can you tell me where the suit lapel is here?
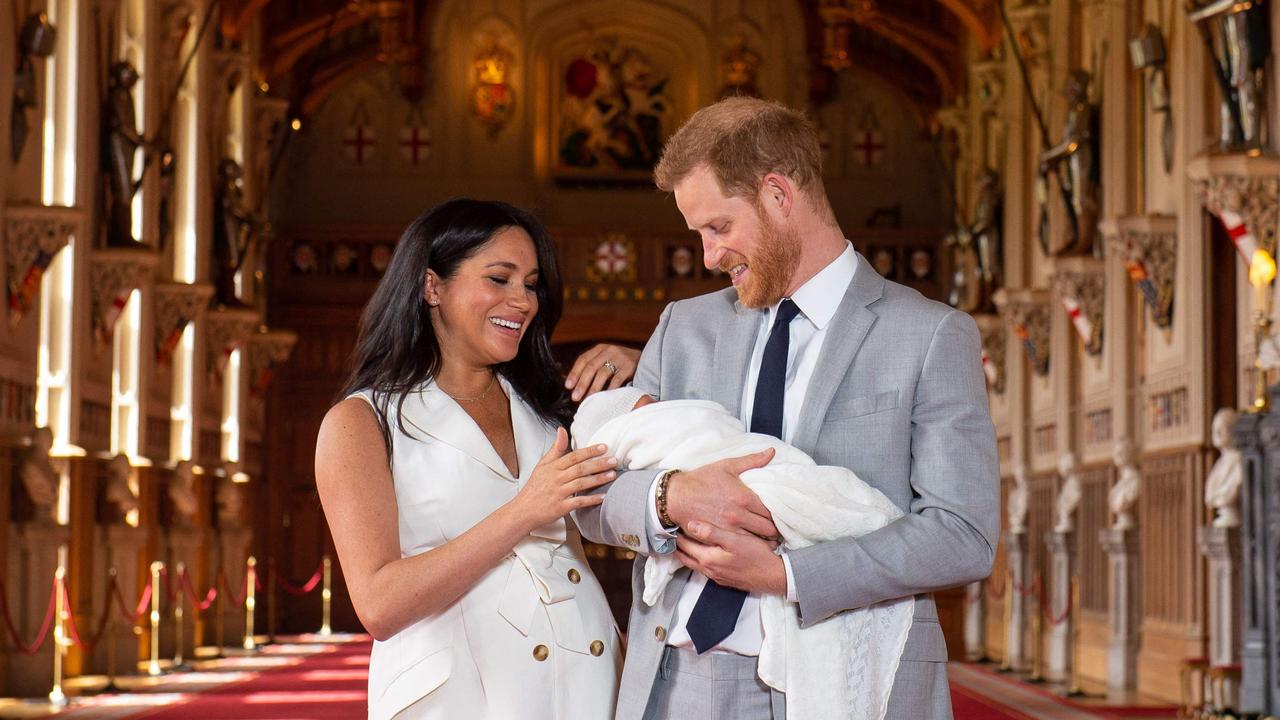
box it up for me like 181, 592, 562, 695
793, 252, 885, 455
401, 381, 518, 481
711, 299, 762, 418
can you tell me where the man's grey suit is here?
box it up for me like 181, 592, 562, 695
574, 252, 1000, 720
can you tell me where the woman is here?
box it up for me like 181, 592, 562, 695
316, 199, 622, 719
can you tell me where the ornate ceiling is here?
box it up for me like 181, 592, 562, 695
222, 0, 998, 119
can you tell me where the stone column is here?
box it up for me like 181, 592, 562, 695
1046, 530, 1076, 682
964, 580, 985, 661
1101, 527, 1139, 691
1199, 526, 1242, 709
4, 521, 70, 696
1005, 530, 1030, 670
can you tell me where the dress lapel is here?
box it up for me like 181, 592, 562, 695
711, 298, 762, 418
505, 377, 554, 484
400, 380, 518, 482
792, 252, 884, 455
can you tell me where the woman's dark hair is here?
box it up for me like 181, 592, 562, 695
339, 198, 571, 454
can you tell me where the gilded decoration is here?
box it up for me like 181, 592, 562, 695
154, 282, 213, 365
246, 328, 298, 397
4, 204, 84, 328
1187, 154, 1280, 260
1052, 260, 1105, 356
586, 233, 636, 283
975, 314, 1006, 395
89, 247, 159, 351
555, 36, 672, 181
1103, 216, 1176, 328
719, 39, 761, 98
995, 289, 1051, 377
205, 305, 260, 380
472, 40, 515, 136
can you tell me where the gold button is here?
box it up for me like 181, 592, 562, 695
655, 626, 666, 642
590, 640, 604, 656
533, 644, 549, 661
568, 568, 581, 584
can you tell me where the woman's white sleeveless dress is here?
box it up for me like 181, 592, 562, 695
350, 379, 621, 719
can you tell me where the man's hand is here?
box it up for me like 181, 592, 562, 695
675, 521, 787, 595
665, 449, 777, 538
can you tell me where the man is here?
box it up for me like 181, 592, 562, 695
574, 96, 998, 720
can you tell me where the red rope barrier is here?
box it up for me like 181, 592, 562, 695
0, 577, 57, 655
275, 563, 324, 596
218, 567, 249, 607
178, 567, 218, 612
60, 581, 112, 654
111, 578, 152, 624
1043, 585, 1073, 626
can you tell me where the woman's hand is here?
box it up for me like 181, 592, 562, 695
565, 344, 642, 401
510, 428, 617, 530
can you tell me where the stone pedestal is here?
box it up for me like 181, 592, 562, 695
1236, 406, 1278, 714
217, 527, 252, 648
1101, 527, 1140, 690
964, 581, 985, 660
89, 523, 147, 676
1199, 525, 1241, 709
1005, 530, 1030, 670
1046, 530, 1076, 682
4, 522, 70, 697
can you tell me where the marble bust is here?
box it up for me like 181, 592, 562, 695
216, 462, 246, 528
169, 460, 200, 526
1053, 451, 1081, 533
104, 453, 139, 519
1204, 407, 1242, 529
1007, 465, 1029, 534
20, 426, 58, 523
1109, 437, 1141, 530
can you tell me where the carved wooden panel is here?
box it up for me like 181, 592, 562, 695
1028, 472, 1056, 585
1078, 465, 1111, 615
1139, 450, 1205, 625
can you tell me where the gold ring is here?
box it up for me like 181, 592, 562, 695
603, 360, 618, 375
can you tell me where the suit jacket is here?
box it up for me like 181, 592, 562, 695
574, 252, 999, 720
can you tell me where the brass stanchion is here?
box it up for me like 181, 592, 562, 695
1065, 575, 1086, 697
173, 562, 189, 670
267, 557, 277, 644
997, 568, 1013, 672
148, 561, 164, 676
320, 555, 333, 636
48, 546, 68, 707
1028, 571, 1045, 683
243, 556, 257, 651
103, 568, 121, 692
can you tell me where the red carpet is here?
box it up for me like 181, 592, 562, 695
131, 638, 371, 719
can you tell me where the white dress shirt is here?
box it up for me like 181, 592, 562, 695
645, 242, 858, 655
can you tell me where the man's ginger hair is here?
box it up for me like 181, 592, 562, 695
654, 97, 835, 222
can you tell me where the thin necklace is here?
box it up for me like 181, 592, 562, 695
442, 373, 497, 403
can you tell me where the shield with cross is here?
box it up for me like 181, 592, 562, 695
586, 233, 636, 283
343, 103, 377, 166
851, 108, 886, 169
400, 106, 432, 166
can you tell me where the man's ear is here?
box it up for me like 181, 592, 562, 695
760, 173, 794, 217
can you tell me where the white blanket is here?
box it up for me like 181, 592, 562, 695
579, 399, 915, 720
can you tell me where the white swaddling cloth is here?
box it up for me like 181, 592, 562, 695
571, 392, 915, 720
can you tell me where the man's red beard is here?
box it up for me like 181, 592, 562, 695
720, 208, 801, 308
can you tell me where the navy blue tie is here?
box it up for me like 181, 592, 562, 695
685, 298, 800, 654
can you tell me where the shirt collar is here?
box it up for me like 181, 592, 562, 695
768, 242, 857, 331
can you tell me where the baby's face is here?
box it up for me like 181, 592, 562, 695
632, 394, 657, 411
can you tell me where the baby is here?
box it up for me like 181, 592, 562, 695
572, 387, 914, 720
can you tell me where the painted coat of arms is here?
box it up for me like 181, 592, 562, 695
556, 37, 671, 180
